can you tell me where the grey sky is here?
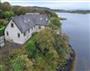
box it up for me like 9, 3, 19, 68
1, 0, 90, 10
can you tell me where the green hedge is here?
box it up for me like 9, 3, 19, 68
0, 27, 5, 36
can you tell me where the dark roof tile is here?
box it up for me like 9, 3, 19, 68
12, 13, 48, 33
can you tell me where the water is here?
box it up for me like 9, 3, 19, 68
57, 13, 90, 71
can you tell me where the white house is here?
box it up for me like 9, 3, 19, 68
5, 13, 48, 44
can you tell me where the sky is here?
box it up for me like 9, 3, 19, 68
1, 0, 90, 10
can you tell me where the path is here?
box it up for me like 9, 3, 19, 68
0, 41, 22, 70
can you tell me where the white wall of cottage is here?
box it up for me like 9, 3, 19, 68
5, 20, 25, 44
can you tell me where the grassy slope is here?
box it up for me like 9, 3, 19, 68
7, 29, 73, 71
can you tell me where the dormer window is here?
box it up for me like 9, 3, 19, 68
24, 19, 27, 23
24, 32, 26, 36
28, 19, 30, 22
40, 17, 43, 20
11, 23, 14, 28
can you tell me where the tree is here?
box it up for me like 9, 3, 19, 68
3, 11, 15, 20
36, 29, 55, 53
12, 6, 29, 15
0, 19, 8, 26
48, 17, 61, 30
0, 3, 1, 8
0, 2, 11, 11
0, 10, 3, 19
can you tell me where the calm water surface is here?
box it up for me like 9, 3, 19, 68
57, 13, 90, 71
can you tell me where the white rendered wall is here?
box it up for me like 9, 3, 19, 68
5, 20, 25, 44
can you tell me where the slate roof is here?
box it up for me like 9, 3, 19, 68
12, 13, 48, 33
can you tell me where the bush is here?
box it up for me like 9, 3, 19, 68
3, 11, 15, 20
0, 27, 5, 36
0, 19, 8, 26
0, 65, 5, 71
48, 17, 61, 30
10, 56, 25, 71
25, 34, 38, 59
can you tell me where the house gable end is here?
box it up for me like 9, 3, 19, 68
5, 20, 22, 34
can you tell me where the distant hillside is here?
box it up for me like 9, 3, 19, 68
53, 9, 90, 14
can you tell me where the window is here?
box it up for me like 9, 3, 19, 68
33, 27, 34, 30
31, 28, 32, 31
39, 26, 41, 29
40, 17, 42, 20
24, 32, 26, 36
24, 20, 27, 23
11, 23, 14, 27
6, 31, 9, 36
18, 33, 20, 38
28, 29, 30, 33
28, 19, 30, 22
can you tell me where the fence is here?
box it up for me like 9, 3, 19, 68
0, 36, 4, 47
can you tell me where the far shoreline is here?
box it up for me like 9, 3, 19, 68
53, 9, 90, 14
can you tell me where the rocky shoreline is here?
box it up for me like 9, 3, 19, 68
57, 44, 75, 71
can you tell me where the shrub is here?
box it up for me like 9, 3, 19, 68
3, 11, 15, 20
25, 34, 38, 59
0, 65, 5, 71
48, 17, 61, 30
0, 27, 5, 36
10, 56, 25, 71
